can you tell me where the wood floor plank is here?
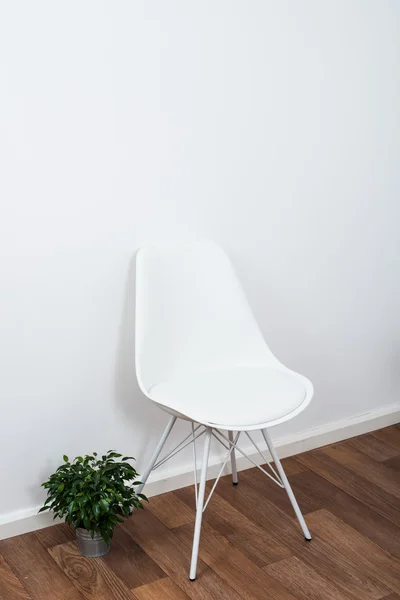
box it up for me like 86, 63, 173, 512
102, 525, 165, 590
296, 448, 400, 526
174, 483, 292, 568
49, 541, 135, 600
132, 578, 190, 600
173, 521, 297, 600
0, 555, 32, 600
215, 477, 389, 600
293, 531, 389, 600
146, 492, 195, 529
240, 464, 321, 516
322, 443, 400, 499
307, 509, 400, 595
290, 468, 400, 558
345, 433, 400, 462
371, 427, 400, 452
264, 556, 348, 600
121, 508, 243, 600
384, 456, 400, 471
35, 523, 75, 549
279, 457, 309, 476
0, 533, 84, 600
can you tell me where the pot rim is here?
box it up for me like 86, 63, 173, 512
75, 527, 106, 541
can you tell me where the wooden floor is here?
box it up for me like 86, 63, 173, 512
1, 425, 400, 600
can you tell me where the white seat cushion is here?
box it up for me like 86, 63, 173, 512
149, 367, 308, 428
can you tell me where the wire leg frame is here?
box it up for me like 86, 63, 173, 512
136, 415, 177, 496
138, 418, 311, 579
262, 428, 312, 540
228, 430, 238, 484
190, 427, 212, 580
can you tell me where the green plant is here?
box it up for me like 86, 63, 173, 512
39, 451, 147, 544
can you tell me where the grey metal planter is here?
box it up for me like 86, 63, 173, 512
76, 528, 110, 557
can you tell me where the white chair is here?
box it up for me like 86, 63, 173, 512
135, 241, 313, 580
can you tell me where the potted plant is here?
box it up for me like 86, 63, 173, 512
39, 450, 147, 557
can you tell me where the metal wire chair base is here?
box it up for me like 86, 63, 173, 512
137, 416, 312, 581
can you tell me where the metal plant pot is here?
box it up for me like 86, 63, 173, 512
76, 528, 110, 557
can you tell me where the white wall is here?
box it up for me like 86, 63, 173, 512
1, 1, 400, 524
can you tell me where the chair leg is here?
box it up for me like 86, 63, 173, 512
189, 427, 212, 581
261, 428, 312, 541
228, 431, 238, 485
136, 415, 177, 495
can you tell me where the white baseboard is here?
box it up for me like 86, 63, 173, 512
1, 402, 399, 541
0, 509, 63, 541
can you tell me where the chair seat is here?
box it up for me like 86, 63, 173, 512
148, 367, 309, 430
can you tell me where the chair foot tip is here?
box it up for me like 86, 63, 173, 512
189, 577, 196, 581
233, 481, 238, 486
305, 536, 312, 542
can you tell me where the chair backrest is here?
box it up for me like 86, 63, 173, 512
135, 241, 279, 393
